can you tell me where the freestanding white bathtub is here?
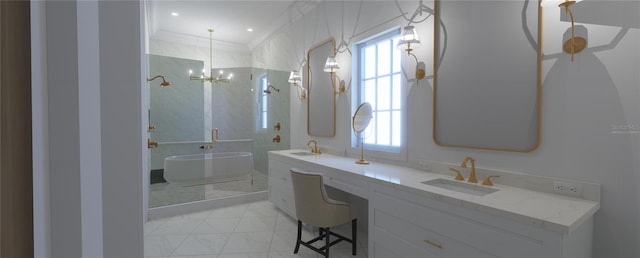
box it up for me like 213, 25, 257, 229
163, 152, 253, 184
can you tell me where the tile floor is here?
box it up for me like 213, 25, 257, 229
145, 200, 368, 258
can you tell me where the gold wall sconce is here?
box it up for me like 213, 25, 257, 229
147, 75, 171, 87
288, 70, 307, 100
189, 29, 233, 83
323, 56, 348, 94
541, 0, 586, 62
397, 25, 426, 80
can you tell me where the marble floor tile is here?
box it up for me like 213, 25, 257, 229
144, 200, 368, 258
149, 218, 204, 236
208, 204, 249, 219
193, 217, 241, 234
221, 231, 273, 254
234, 216, 277, 233
171, 233, 230, 256
144, 234, 187, 257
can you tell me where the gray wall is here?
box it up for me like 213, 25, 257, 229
34, 0, 145, 257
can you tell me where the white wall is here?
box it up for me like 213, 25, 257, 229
149, 39, 251, 69
253, 1, 640, 257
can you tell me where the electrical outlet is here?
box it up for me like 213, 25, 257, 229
418, 160, 432, 171
553, 181, 583, 197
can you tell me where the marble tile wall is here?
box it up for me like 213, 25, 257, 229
149, 55, 204, 169
148, 55, 292, 208
252, 69, 291, 174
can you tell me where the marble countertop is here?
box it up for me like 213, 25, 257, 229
269, 149, 600, 234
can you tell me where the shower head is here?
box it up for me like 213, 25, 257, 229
147, 75, 171, 87
264, 84, 280, 94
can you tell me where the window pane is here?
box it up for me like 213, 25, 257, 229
393, 38, 401, 73
356, 28, 402, 152
364, 46, 376, 78
377, 40, 390, 76
376, 111, 390, 145
365, 79, 376, 107
378, 76, 390, 110
392, 111, 401, 146
364, 115, 376, 144
392, 74, 402, 109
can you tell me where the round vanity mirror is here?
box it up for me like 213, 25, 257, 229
353, 102, 372, 164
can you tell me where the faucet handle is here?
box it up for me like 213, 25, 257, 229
449, 168, 465, 181
482, 175, 500, 186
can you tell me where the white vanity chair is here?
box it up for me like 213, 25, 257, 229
289, 169, 357, 257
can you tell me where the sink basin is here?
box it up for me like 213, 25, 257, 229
290, 151, 316, 156
421, 178, 498, 196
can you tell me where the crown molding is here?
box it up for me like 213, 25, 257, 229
150, 30, 250, 53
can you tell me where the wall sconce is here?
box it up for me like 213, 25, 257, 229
189, 29, 233, 83
541, 0, 586, 62
147, 75, 171, 87
323, 56, 348, 94
288, 70, 307, 100
397, 25, 426, 80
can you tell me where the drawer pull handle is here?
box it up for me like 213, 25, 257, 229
424, 240, 443, 249
281, 198, 286, 203
280, 177, 287, 181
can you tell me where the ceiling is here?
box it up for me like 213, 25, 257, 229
147, 0, 318, 52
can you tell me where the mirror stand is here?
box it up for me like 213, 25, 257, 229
355, 133, 369, 165
353, 102, 373, 165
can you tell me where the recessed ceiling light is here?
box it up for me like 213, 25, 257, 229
171, 12, 179, 16
247, 28, 254, 32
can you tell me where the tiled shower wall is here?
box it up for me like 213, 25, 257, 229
149, 55, 290, 173
149, 55, 204, 169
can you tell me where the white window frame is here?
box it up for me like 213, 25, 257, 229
352, 27, 407, 161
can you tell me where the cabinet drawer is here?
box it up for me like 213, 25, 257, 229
324, 169, 369, 198
269, 174, 293, 194
373, 189, 555, 258
371, 227, 440, 258
374, 207, 494, 258
270, 188, 296, 218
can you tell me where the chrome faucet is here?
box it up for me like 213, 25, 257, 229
460, 157, 478, 183
307, 140, 320, 154
211, 128, 219, 142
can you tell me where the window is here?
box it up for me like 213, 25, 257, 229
355, 29, 403, 152
260, 75, 268, 129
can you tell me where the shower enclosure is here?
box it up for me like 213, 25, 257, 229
147, 54, 290, 208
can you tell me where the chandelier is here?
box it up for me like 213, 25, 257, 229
189, 29, 233, 83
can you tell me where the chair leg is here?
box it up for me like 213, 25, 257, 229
325, 227, 331, 258
294, 220, 302, 254
352, 219, 357, 255
319, 228, 324, 240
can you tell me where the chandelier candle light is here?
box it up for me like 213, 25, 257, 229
189, 29, 233, 83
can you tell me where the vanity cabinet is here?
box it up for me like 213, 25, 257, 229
268, 156, 298, 218
370, 182, 591, 258
268, 151, 595, 258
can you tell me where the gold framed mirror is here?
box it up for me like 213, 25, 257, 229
433, 0, 542, 152
307, 38, 337, 137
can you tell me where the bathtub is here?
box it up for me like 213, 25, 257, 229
163, 152, 253, 184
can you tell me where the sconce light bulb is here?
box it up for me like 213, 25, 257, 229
219, 70, 224, 75
189, 69, 193, 75
202, 68, 206, 73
